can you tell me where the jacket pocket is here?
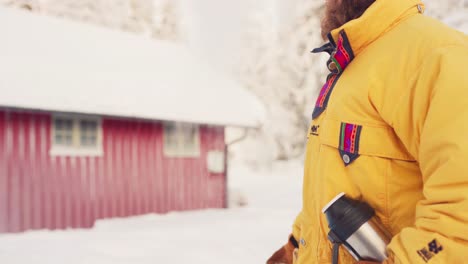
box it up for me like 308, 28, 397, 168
319, 118, 416, 165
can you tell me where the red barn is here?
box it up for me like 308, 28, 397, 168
0, 8, 263, 233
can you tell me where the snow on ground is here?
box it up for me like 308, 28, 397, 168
0, 161, 303, 264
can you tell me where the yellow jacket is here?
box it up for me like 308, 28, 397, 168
293, 0, 468, 263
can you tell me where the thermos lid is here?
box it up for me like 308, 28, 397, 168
322, 192, 346, 213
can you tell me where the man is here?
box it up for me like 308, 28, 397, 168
267, 0, 468, 263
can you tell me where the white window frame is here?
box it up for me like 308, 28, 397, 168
50, 114, 103, 157
163, 122, 201, 158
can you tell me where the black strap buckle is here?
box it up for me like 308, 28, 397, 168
289, 235, 299, 249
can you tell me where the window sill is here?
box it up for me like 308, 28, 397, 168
49, 147, 103, 157
163, 150, 201, 158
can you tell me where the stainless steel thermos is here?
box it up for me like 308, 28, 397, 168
322, 193, 391, 263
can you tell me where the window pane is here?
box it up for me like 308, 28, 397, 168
182, 126, 197, 149
79, 120, 98, 147
80, 120, 97, 132
55, 119, 72, 130
54, 118, 73, 146
55, 119, 63, 130
164, 122, 199, 156
181, 125, 197, 149
55, 134, 63, 144
164, 123, 177, 145
64, 134, 73, 145
80, 134, 97, 147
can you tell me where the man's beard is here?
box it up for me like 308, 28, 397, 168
321, 0, 376, 40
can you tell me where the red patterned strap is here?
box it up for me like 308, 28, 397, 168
311, 30, 355, 120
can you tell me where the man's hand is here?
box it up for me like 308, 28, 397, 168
266, 236, 298, 264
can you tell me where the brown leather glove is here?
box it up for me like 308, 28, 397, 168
266, 236, 299, 264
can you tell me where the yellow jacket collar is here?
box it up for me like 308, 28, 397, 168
330, 0, 425, 56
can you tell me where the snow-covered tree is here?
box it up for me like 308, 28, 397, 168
233, 5, 282, 165
424, 0, 468, 33
0, 0, 39, 10
237, 0, 326, 162
34, 0, 131, 29
0, 0, 182, 40
151, 0, 180, 40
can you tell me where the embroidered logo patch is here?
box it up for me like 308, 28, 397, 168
338, 122, 362, 166
417, 239, 443, 263
310, 125, 320, 136
311, 30, 355, 120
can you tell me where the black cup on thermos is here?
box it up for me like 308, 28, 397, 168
322, 193, 391, 263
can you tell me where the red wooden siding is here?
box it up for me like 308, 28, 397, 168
0, 110, 226, 233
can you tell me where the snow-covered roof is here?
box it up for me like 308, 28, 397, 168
0, 7, 264, 128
